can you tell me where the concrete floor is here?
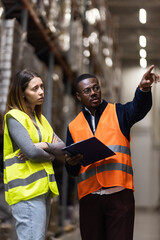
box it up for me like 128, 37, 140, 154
58, 208, 160, 240
134, 209, 160, 240
0, 208, 160, 240
1, 194, 160, 240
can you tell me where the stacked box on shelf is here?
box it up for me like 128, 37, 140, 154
31, 0, 58, 25
0, 0, 4, 107
0, 18, 48, 114
0, 1, 4, 43
47, 0, 60, 32
31, 0, 51, 28
0, 1, 4, 58
0, 19, 25, 113
4, 19, 25, 73
69, 20, 83, 73
51, 65, 65, 138
20, 41, 48, 82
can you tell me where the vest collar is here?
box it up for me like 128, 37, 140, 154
82, 100, 108, 117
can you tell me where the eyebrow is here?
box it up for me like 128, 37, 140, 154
83, 83, 99, 89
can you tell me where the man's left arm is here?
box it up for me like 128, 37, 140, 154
116, 65, 160, 140
127, 64, 160, 124
132, 64, 160, 122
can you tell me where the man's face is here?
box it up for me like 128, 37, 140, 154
76, 77, 101, 114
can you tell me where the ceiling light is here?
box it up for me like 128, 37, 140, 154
105, 57, 113, 67
53, 73, 59, 82
85, 8, 101, 25
83, 38, 89, 47
139, 35, 147, 47
0, 7, 4, 17
140, 58, 147, 68
88, 32, 98, 44
103, 48, 110, 56
59, 33, 70, 51
83, 50, 90, 57
139, 49, 147, 58
139, 8, 147, 24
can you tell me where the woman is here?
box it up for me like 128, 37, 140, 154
3, 69, 65, 240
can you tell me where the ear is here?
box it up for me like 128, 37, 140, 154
76, 91, 81, 102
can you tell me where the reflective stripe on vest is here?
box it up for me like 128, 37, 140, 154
108, 145, 131, 156
4, 170, 47, 191
4, 156, 26, 168
77, 162, 133, 184
4, 157, 56, 186
4, 170, 56, 191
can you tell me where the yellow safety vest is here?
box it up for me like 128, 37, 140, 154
3, 109, 59, 205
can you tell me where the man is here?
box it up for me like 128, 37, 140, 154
65, 65, 159, 240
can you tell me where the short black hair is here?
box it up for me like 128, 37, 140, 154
75, 73, 97, 91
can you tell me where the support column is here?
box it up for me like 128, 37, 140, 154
43, 53, 54, 124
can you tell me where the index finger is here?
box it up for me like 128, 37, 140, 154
144, 65, 155, 76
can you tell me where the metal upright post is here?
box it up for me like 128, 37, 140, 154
43, 53, 54, 124
60, 80, 71, 230
21, 8, 28, 34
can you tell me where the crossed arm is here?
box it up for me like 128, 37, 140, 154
7, 117, 65, 162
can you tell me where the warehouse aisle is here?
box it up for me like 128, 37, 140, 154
58, 209, 160, 240
1, 200, 160, 239
134, 209, 160, 240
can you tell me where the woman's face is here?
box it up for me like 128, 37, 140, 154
24, 77, 44, 111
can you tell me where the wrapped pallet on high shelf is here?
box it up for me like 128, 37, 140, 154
0, 19, 25, 113
47, 0, 61, 35
31, 0, 59, 36
89, 1, 121, 103
51, 65, 65, 138
20, 41, 48, 82
0, 0, 4, 63
68, 19, 83, 74
0, 18, 48, 114
0, 0, 4, 114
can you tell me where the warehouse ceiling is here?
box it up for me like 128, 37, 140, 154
2, 0, 160, 69
107, 0, 160, 67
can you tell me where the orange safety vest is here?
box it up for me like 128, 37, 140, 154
69, 103, 134, 200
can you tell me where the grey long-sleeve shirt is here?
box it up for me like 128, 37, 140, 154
7, 116, 65, 163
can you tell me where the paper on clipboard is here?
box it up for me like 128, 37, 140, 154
62, 137, 115, 166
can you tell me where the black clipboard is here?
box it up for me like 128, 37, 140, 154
62, 137, 115, 166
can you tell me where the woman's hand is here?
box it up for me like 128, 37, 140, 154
34, 142, 48, 150
18, 151, 28, 161
52, 135, 58, 143
18, 142, 49, 161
